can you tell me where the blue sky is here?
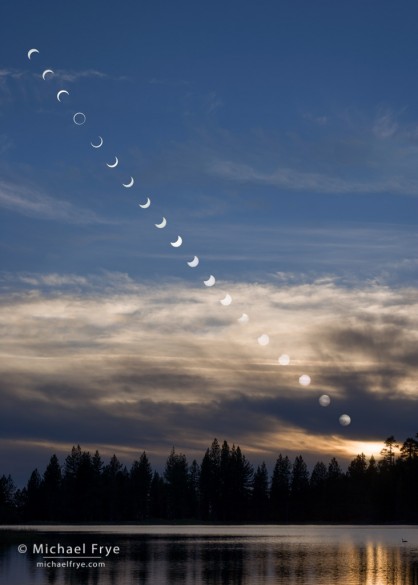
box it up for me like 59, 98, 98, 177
0, 1, 417, 483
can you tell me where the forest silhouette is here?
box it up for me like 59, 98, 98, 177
1, 434, 417, 523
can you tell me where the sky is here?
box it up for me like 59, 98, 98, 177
0, 0, 417, 485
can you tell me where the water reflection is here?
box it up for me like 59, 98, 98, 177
0, 527, 417, 585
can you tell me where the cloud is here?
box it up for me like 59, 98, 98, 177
373, 107, 399, 139
0, 273, 416, 481
206, 91, 223, 114
140, 103, 418, 198
0, 134, 13, 155
0, 69, 26, 80
0, 179, 110, 224
209, 159, 418, 196
0, 68, 122, 83
53, 69, 128, 83
17, 274, 89, 287
0, 68, 126, 107
303, 112, 328, 126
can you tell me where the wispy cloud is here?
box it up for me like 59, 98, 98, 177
0, 68, 127, 106
206, 91, 223, 114
0, 68, 26, 80
209, 159, 418, 196
0, 180, 110, 224
303, 112, 328, 126
17, 273, 89, 287
53, 69, 128, 83
372, 107, 400, 139
0, 68, 123, 83
139, 102, 418, 198
0, 134, 13, 155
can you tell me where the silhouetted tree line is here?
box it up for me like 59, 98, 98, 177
1, 434, 418, 524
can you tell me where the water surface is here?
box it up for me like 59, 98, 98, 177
1, 525, 417, 584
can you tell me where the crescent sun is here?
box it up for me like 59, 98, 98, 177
90, 136, 104, 149
220, 294, 232, 306
106, 157, 119, 169
170, 236, 183, 248
42, 69, 54, 80
155, 217, 167, 229
122, 177, 135, 188
138, 197, 151, 209
27, 48, 39, 60
57, 90, 69, 102
204, 275, 216, 287
238, 313, 249, 323
187, 256, 199, 268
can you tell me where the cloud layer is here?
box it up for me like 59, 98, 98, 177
0, 180, 109, 224
0, 272, 416, 483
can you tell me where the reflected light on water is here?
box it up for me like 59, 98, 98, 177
363, 542, 400, 585
0, 526, 417, 585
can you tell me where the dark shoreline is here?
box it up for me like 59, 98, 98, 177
2, 520, 418, 527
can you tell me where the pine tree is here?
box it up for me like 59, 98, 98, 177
150, 471, 166, 519
347, 454, 369, 520
270, 454, 291, 522
310, 461, 327, 488
326, 457, 345, 521
90, 450, 104, 520
219, 440, 232, 520
164, 448, 189, 519
400, 437, 418, 462
199, 439, 221, 519
130, 451, 153, 520
310, 461, 327, 520
252, 463, 269, 521
63, 445, 82, 481
0, 474, 16, 522
398, 437, 418, 521
103, 454, 129, 521
228, 445, 253, 521
188, 459, 200, 519
347, 453, 367, 479
25, 469, 42, 521
379, 436, 399, 469
290, 455, 310, 520
42, 454, 62, 520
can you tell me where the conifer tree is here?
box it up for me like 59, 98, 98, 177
42, 454, 62, 520
164, 448, 189, 519
252, 462, 269, 521
130, 451, 153, 520
270, 454, 291, 521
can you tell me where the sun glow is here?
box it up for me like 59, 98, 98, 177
345, 441, 384, 459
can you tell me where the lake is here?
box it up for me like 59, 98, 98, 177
0, 525, 417, 584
